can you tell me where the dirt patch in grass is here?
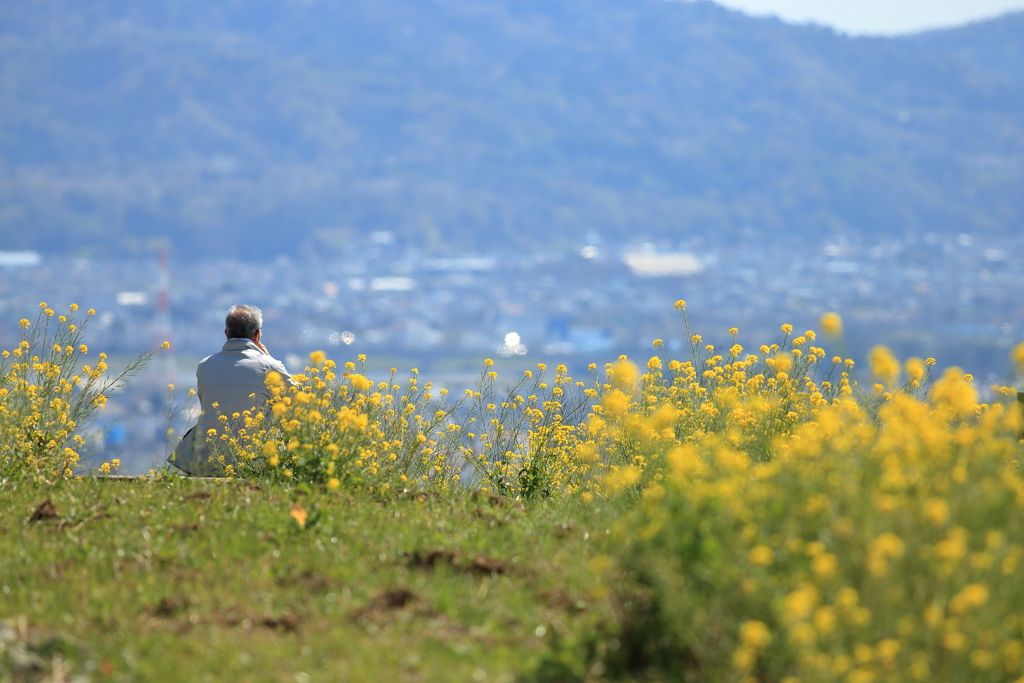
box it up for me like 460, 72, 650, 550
407, 549, 459, 569
471, 491, 524, 510
405, 549, 507, 576
352, 587, 424, 623
28, 499, 58, 522
470, 556, 506, 575
540, 590, 588, 614
276, 570, 336, 592
151, 596, 189, 618
553, 522, 579, 538
261, 613, 300, 633
471, 507, 507, 527
170, 520, 201, 533
148, 601, 301, 636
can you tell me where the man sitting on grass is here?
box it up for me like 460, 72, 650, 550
169, 304, 293, 475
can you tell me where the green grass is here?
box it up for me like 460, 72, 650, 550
1, 478, 615, 682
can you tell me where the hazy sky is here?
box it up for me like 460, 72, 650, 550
712, 0, 1024, 34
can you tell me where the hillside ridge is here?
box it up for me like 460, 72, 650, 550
1, 0, 1021, 257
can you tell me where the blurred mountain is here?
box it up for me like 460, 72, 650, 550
1, 0, 1022, 258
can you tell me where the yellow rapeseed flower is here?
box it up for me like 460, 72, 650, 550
923, 498, 949, 526
350, 374, 373, 392
905, 357, 926, 382
811, 552, 839, 578
813, 606, 837, 633
603, 465, 641, 493
783, 585, 818, 621
872, 532, 905, 558
1012, 341, 1024, 371
948, 583, 988, 614
738, 620, 772, 649
820, 312, 843, 338
930, 367, 978, 420
749, 545, 775, 566
868, 346, 900, 387
611, 359, 639, 389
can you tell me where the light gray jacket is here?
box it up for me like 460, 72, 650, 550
169, 338, 292, 475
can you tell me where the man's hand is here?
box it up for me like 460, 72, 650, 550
255, 340, 270, 355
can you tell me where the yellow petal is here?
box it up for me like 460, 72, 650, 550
289, 502, 308, 529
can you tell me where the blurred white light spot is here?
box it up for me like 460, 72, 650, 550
423, 257, 496, 272
117, 291, 148, 306
322, 281, 339, 297
347, 278, 366, 291
0, 250, 42, 267
984, 249, 1007, 262
957, 233, 973, 247
371, 277, 415, 291
499, 331, 527, 357
329, 331, 355, 345
622, 251, 704, 277
370, 231, 394, 245
580, 245, 598, 259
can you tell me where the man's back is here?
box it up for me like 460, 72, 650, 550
197, 338, 288, 425
172, 338, 291, 475
169, 304, 292, 475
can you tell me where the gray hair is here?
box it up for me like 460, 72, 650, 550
225, 305, 263, 339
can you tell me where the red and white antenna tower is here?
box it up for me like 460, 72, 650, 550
154, 247, 175, 385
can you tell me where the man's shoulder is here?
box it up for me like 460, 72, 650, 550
263, 354, 290, 375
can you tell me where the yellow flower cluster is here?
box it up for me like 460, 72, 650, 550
217, 352, 466, 493
194, 306, 1021, 513
607, 357, 1024, 680
456, 360, 597, 498
585, 312, 876, 497
1, 304, 167, 481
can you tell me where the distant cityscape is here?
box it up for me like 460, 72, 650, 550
2, 229, 1022, 473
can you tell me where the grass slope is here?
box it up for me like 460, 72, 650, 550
1, 478, 613, 682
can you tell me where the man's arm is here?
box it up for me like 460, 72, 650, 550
265, 355, 297, 389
